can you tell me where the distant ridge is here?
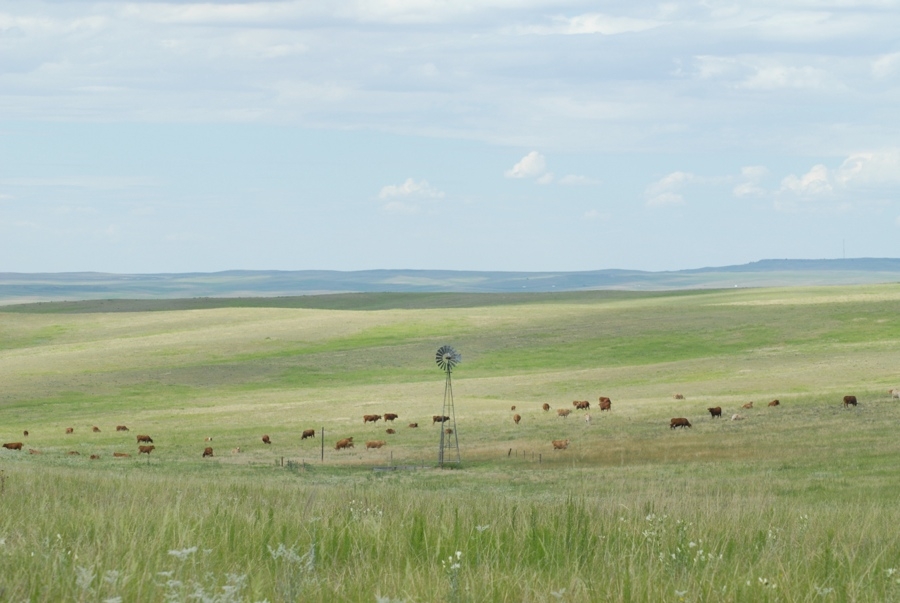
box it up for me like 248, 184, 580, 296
2, 258, 899, 304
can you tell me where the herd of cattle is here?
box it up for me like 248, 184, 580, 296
3, 390, 896, 458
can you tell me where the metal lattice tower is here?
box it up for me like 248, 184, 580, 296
435, 345, 461, 467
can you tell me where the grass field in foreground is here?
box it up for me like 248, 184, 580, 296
1, 285, 900, 602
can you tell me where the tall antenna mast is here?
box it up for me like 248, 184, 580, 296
435, 345, 461, 467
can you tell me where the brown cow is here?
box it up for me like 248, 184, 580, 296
386, 428, 396, 434
383, 413, 399, 422
2, 442, 23, 451
673, 394, 685, 400
542, 403, 551, 412
363, 414, 382, 424
742, 401, 754, 409
262, 435, 271, 444
708, 406, 722, 418
203, 447, 214, 458
66, 427, 74, 434
552, 439, 570, 450
445, 428, 453, 434
92, 426, 101, 433
408, 423, 418, 428
138, 445, 155, 455
599, 397, 612, 411
573, 400, 590, 410
301, 429, 316, 440
366, 440, 386, 449
513, 413, 521, 424
335, 437, 354, 450
136, 435, 153, 443
670, 418, 692, 429
557, 408, 571, 418
842, 395, 858, 408
116, 425, 129, 431
113, 452, 130, 458
511, 405, 516, 411
23, 430, 29, 437
432, 415, 450, 424
90, 454, 100, 460
768, 399, 780, 407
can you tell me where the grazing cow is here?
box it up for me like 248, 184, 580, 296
511, 405, 516, 411
513, 413, 521, 425
383, 413, 399, 422
113, 452, 130, 458
584, 414, 592, 425
92, 426, 101, 433
301, 429, 316, 440
573, 400, 590, 410
670, 418, 692, 429
363, 414, 382, 424
742, 401, 754, 409
432, 415, 450, 424
23, 430, 29, 437
204, 437, 213, 442
731, 414, 744, 421
262, 435, 271, 444
29, 449, 41, 454
203, 447, 214, 458
557, 408, 571, 418
674, 394, 685, 400
68, 450, 80, 455
90, 454, 100, 460
366, 440, 386, 449
552, 439, 570, 450
2, 442, 23, 451
335, 437, 354, 450
445, 428, 453, 434
599, 398, 612, 412
138, 445, 155, 455
136, 435, 153, 443
708, 406, 722, 418
66, 427, 74, 434
231, 447, 242, 454
542, 403, 551, 412
890, 389, 900, 399
386, 428, 396, 434
116, 425, 129, 431
408, 423, 418, 428
842, 395, 858, 408
768, 399, 780, 407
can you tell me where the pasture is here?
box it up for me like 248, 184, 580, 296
2, 285, 900, 602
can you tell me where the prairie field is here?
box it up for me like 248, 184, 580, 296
2, 285, 900, 602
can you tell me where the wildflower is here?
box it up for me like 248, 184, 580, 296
550, 588, 566, 599
167, 546, 198, 561
475, 524, 490, 532
688, 541, 696, 548
887, 568, 897, 577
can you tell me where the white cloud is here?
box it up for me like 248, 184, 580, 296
872, 52, 900, 78
514, 13, 661, 36
733, 165, 768, 197
378, 178, 444, 200
780, 164, 832, 197
738, 65, 830, 90
536, 172, 555, 185
645, 171, 695, 207
835, 150, 900, 187
505, 151, 547, 179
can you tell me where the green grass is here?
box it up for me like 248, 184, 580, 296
2, 284, 900, 601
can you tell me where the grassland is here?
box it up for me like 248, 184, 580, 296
1, 285, 900, 602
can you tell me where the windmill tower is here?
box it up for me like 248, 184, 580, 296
435, 345, 461, 467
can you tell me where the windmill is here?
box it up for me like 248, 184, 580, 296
435, 345, 461, 466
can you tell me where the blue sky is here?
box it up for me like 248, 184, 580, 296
1, 1, 899, 273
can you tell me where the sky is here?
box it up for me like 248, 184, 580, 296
1, 1, 899, 273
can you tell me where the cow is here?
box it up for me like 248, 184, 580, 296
335, 437, 354, 450
552, 439, 570, 450
136, 435, 153, 443
202, 447, 214, 458
842, 395, 858, 408
432, 415, 450, 424
670, 418, 692, 429
573, 400, 590, 410
511, 405, 516, 411
113, 452, 130, 458
731, 414, 744, 421
231, 447, 242, 454
673, 394, 685, 400
23, 430, 29, 437
363, 414, 382, 424
408, 423, 418, 428
138, 445, 155, 455
383, 413, 399, 422
116, 425, 129, 431
2, 442, 23, 451
708, 407, 722, 418
366, 440, 386, 449
768, 399, 780, 407
584, 414, 592, 425
513, 413, 521, 424
92, 426, 101, 433
90, 454, 100, 460
742, 401, 754, 409
262, 435, 271, 444
204, 437, 213, 442
557, 408, 571, 418
445, 428, 453, 435
890, 389, 900, 399
542, 403, 551, 412
599, 397, 612, 412
301, 429, 316, 440
66, 427, 74, 434
386, 428, 396, 434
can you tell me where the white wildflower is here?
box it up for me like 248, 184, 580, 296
167, 546, 198, 561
